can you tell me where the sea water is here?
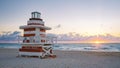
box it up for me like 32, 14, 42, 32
0, 43, 120, 52
53, 43, 120, 52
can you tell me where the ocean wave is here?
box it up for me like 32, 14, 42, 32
0, 43, 120, 52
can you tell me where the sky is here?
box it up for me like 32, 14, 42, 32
0, 0, 120, 43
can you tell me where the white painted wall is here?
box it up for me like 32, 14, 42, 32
27, 20, 44, 24
35, 28, 40, 43
24, 31, 45, 34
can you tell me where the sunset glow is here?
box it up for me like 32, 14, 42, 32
87, 36, 110, 43
0, 0, 120, 43
94, 40, 106, 44
94, 41, 101, 44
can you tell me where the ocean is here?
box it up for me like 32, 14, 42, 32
0, 43, 120, 52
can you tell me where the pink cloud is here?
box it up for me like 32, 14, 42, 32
0, 31, 120, 43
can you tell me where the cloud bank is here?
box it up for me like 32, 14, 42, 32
0, 31, 20, 43
0, 31, 120, 43
47, 33, 120, 43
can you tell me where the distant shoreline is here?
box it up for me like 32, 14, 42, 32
0, 48, 120, 52
0, 43, 120, 52
0, 42, 120, 44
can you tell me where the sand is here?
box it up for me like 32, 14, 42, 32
0, 48, 120, 68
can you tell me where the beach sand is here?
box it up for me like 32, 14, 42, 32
0, 48, 120, 68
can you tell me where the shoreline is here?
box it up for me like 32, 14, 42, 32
1, 43, 120, 53
1, 47, 120, 52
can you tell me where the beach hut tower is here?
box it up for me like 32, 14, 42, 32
19, 11, 56, 58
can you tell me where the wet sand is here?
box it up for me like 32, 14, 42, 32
0, 48, 120, 68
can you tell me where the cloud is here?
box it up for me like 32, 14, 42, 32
49, 32, 120, 43
47, 33, 57, 37
0, 31, 21, 41
54, 24, 61, 29
0, 31, 120, 43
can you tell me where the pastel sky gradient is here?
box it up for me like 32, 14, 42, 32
0, 0, 120, 43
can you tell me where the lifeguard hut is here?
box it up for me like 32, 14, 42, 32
19, 11, 56, 58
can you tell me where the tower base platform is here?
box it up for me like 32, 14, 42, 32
18, 45, 56, 59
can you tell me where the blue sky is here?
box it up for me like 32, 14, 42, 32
0, 0, 120, 42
